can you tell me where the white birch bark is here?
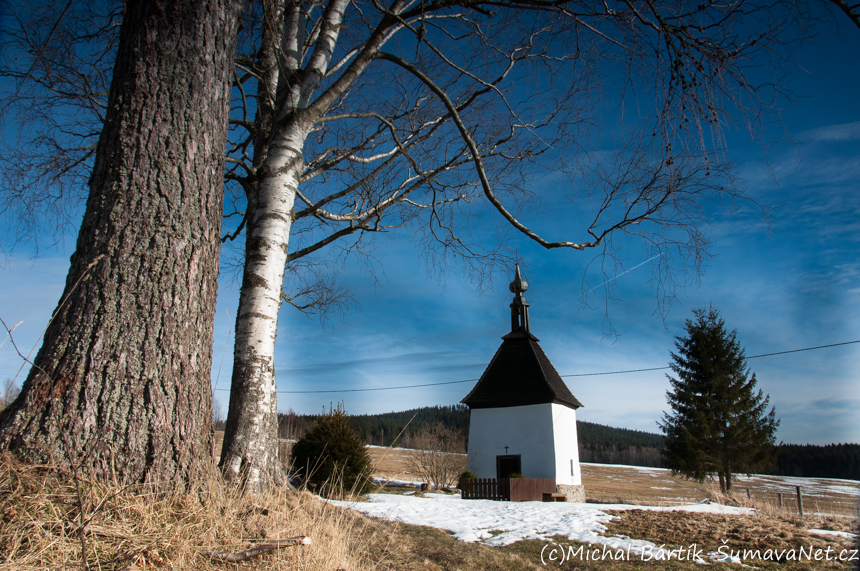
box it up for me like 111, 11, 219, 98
219, 0, 294, 490
220, 126, 307, 490
220, 0, 354, 491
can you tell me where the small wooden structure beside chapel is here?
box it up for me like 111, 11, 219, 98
462, 266, 585, 501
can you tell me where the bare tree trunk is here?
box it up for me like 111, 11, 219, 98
725, 460, 733, 493
217, 0, 289, 490
219, 0, 352, 491
219, 123, 308, 490
0, 0, 242, 489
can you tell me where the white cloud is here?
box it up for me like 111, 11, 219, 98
798, 120, 860, 143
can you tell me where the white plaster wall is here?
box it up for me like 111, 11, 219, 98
466, 404, 565, 480
551, 403, 581, 486
467, 403, 582, 483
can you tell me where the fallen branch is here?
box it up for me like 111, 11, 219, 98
202, 536, 312, 562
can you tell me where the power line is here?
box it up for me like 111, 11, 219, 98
561, 340, 860, 378
274, 378, 481, 394
562, 366, 668, 378
222, 339, 856, 394
746, 339, 860, 359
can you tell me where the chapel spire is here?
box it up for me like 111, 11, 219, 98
509, 264, 530, 333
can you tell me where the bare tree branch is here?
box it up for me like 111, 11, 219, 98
830, 0, 860, 27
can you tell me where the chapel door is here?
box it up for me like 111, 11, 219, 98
496, 455, 522, 479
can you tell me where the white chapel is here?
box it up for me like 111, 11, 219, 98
462, 266, 585, 501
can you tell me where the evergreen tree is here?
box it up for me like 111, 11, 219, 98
659, 306, 779, 493
290, 405, 373, 498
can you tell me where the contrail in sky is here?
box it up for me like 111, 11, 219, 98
543, 253, 662, 315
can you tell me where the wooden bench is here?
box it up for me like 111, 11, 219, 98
542, 492, 567, 502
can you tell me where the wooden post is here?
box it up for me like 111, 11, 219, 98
746, 488, 751, 500
796, 486, 804, 517
778, 492, 783, 508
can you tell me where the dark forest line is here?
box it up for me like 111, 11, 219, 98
275, 405, 859, 480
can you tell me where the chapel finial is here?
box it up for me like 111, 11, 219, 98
509, 264, 530, 333
509, 264, 529, 294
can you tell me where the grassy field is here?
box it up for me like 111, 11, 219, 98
367, 444, 859, 518
12, 434, 839, 569
215, 429, 858, 516
3, 446, 858, 570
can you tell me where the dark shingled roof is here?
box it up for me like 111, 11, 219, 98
461, 330, 583, 410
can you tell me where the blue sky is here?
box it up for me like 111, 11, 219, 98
2, 16, 858, 446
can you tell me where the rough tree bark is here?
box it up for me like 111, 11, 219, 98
0, 0, 243, 488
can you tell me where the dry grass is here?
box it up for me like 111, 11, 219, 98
6, 444, 856, 570
365, 446, 859, 519
0, 453, 606, 571
698, 480, 858, 522
580, 463, 859, 518
0, 453, 403, 570
602, 509, 857, 568
605, 507, 855, 551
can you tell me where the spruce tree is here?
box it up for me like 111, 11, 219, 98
290, 405, 373, 498
659, 306, 779, 493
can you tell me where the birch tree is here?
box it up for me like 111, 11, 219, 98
0, 0, 811, 492
0, 0, 243, 486
216, 0, 805, 490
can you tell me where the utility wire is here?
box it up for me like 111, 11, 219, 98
240, 339, 858, 394
745, 339, 860, 359
563, 340, 860, 378
276, 378, 481, 394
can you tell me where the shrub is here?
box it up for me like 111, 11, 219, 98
457, 470, 475, 489
508, 472, 525, 478
407, 422, 466, 489
290, 404, 374, 498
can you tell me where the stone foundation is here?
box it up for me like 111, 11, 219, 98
556, 484, 586, 503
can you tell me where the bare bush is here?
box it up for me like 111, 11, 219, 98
407, 423, 466, 490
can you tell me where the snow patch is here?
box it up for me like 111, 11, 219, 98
328, 492, 753, 562
808, 529, 858, 540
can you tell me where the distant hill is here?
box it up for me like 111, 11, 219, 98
276, 405, 859, 479
278, 404, 666, 467
576, 421, 664, 467
278, 404, 469, 449
348, 404, 471, 446
768, 443, 860, 481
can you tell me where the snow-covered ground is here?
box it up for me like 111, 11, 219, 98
581, 462, 670, 473
809, 529, 859, 540
734, 473, 860, 498
329, 492, 756, 564
372, 477, 425, 487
